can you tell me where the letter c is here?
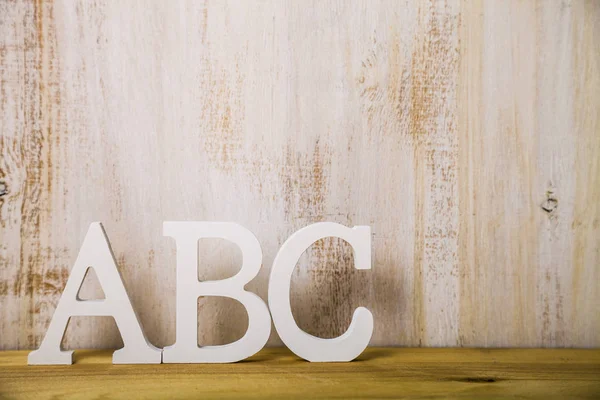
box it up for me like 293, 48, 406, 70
268, 223, 373, 362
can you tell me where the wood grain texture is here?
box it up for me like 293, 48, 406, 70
1, 348, 600, 399
0, 0, 598, 350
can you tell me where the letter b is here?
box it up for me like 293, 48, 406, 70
162, 222, 271, 363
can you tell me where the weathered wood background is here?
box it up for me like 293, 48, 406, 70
0, 0, 598, 350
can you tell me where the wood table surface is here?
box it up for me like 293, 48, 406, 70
1, 348, 599, 399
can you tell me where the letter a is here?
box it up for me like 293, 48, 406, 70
28, 223, 162, 365
162, 222, 271, 363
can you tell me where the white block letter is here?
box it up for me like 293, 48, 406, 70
28, 222, 162, 365
269, 222, 373, 362
162, 222, 271, 363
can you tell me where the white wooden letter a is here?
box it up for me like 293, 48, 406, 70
28, 222, 162, 365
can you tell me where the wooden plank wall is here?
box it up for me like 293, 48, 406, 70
0, 0, 598, 350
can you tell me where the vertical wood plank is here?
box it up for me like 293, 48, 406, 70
458, 0, 599, 347
571, 0, 600, 347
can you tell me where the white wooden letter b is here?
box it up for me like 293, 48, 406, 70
162, 222, 271, 363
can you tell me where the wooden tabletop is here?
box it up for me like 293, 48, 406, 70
1, 348, 599, 399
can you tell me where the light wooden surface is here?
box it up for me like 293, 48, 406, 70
0, 0, 599, 350
1, 348, 599, 399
